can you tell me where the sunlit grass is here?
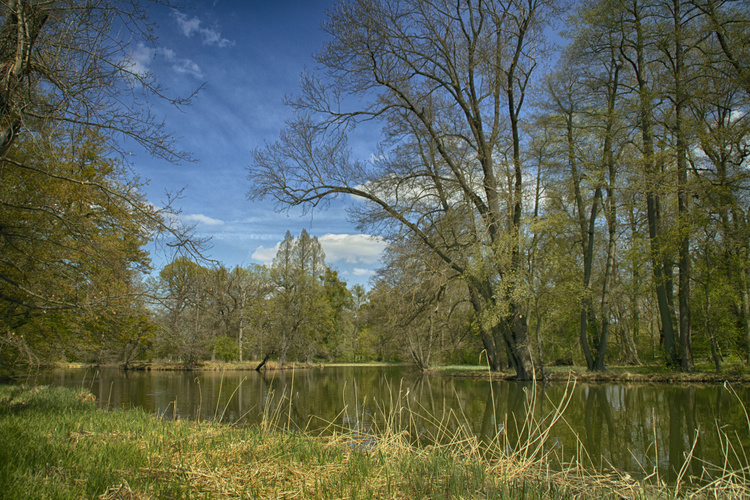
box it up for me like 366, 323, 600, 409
1, 383, 747, 499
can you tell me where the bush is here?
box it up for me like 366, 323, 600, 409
213, 336, 239, 362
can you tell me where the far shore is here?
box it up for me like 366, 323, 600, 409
46, 360, 750, 385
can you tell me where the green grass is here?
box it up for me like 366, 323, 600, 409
1, 384, 746, 499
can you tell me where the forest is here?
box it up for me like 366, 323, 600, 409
1, 0, 749, 380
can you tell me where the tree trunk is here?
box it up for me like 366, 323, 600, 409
595, 212, 617, 371
594, 55, 621, 372
510, 310, 536, 380
238, 289, 246, 362
703, 258, 721, 372
626, 1, 678, 365
469, 285, 500, 371
255, 352, 272, 371
627, 205, 644, 365
740, 250, 750, 365
673, 0, 694, 372
0, 0, 49, 155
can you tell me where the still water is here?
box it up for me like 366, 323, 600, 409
29, 366, 750, 483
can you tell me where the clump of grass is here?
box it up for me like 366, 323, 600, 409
1, 383, 748, 499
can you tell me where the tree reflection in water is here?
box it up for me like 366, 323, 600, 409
28, 366, 749, 484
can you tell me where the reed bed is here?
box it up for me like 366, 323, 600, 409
1, 381, 747, 499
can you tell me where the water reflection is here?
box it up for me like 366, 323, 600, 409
27, 366, 749, 484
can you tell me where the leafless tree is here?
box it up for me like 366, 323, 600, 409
250, 0, 560, 379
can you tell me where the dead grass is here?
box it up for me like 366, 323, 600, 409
2, 379, 749, 499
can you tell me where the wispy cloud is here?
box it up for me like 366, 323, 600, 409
126, 42, 156, 76
160, 48, 203, 79
182, 213, 225, 226
172, 10, 233, 47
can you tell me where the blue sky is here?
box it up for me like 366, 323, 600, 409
132, 0, 386, 288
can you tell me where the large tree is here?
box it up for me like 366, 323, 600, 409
154, 257, 211, 367
250, 0, 559, 379
0, 126, 163, 368
0, 0, 201, 368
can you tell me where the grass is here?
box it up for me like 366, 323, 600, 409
1, 383, 748, 499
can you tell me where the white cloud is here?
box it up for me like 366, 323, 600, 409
160, 48, 203, 79
126, 43, 156, 76
351, 267, 375, 277
250, 233, 386, 267
318, 233, 386, 264
172, 10, 233, 47
182, 213, 225, 226
251, 243, 280, 264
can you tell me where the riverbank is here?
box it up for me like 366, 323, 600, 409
51, 359, 750, 385
437, 363, 750, 384
1, 384, 745, 499
52, 360, 404, 372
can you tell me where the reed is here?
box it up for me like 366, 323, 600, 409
1, 382, 747, 499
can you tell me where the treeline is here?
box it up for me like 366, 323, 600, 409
147, 230, 479, 368
150, 231, 368, 367
249, 0, 750, 378
3, 0, 750, 377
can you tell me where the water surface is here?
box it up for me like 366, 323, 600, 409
27, 365, 750, 484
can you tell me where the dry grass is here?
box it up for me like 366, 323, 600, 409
2, 379, 749, 499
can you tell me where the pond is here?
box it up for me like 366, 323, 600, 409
26, 365, 750, 484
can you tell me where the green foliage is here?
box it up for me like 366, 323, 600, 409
0, 128, 161, 370
0, 0, 199, 371
213, 335, 239, 362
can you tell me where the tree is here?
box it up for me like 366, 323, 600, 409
243, 264, 272, 362
537, 0, 629, 371
154, 257, 210, 367
0, 0, 202, 368
267, 230, 328, 366
374, 235, 445, 370
319, 267, 353, 361
250, 0, 560, 379
0, 126, 162, 368
610, 0, 681, 366
687, 0, 750, 364
0, 0, 194, 161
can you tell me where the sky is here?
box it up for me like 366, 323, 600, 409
130, 0, 387, 288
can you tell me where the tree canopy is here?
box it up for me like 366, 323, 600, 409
0, 0, 201, 372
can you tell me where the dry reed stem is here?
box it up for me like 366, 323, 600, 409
83, 376, 749, 499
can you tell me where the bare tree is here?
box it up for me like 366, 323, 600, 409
0, 0, 195, 160
250, 0, 560, 380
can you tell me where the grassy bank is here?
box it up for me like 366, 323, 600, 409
1, 385, 747, 499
